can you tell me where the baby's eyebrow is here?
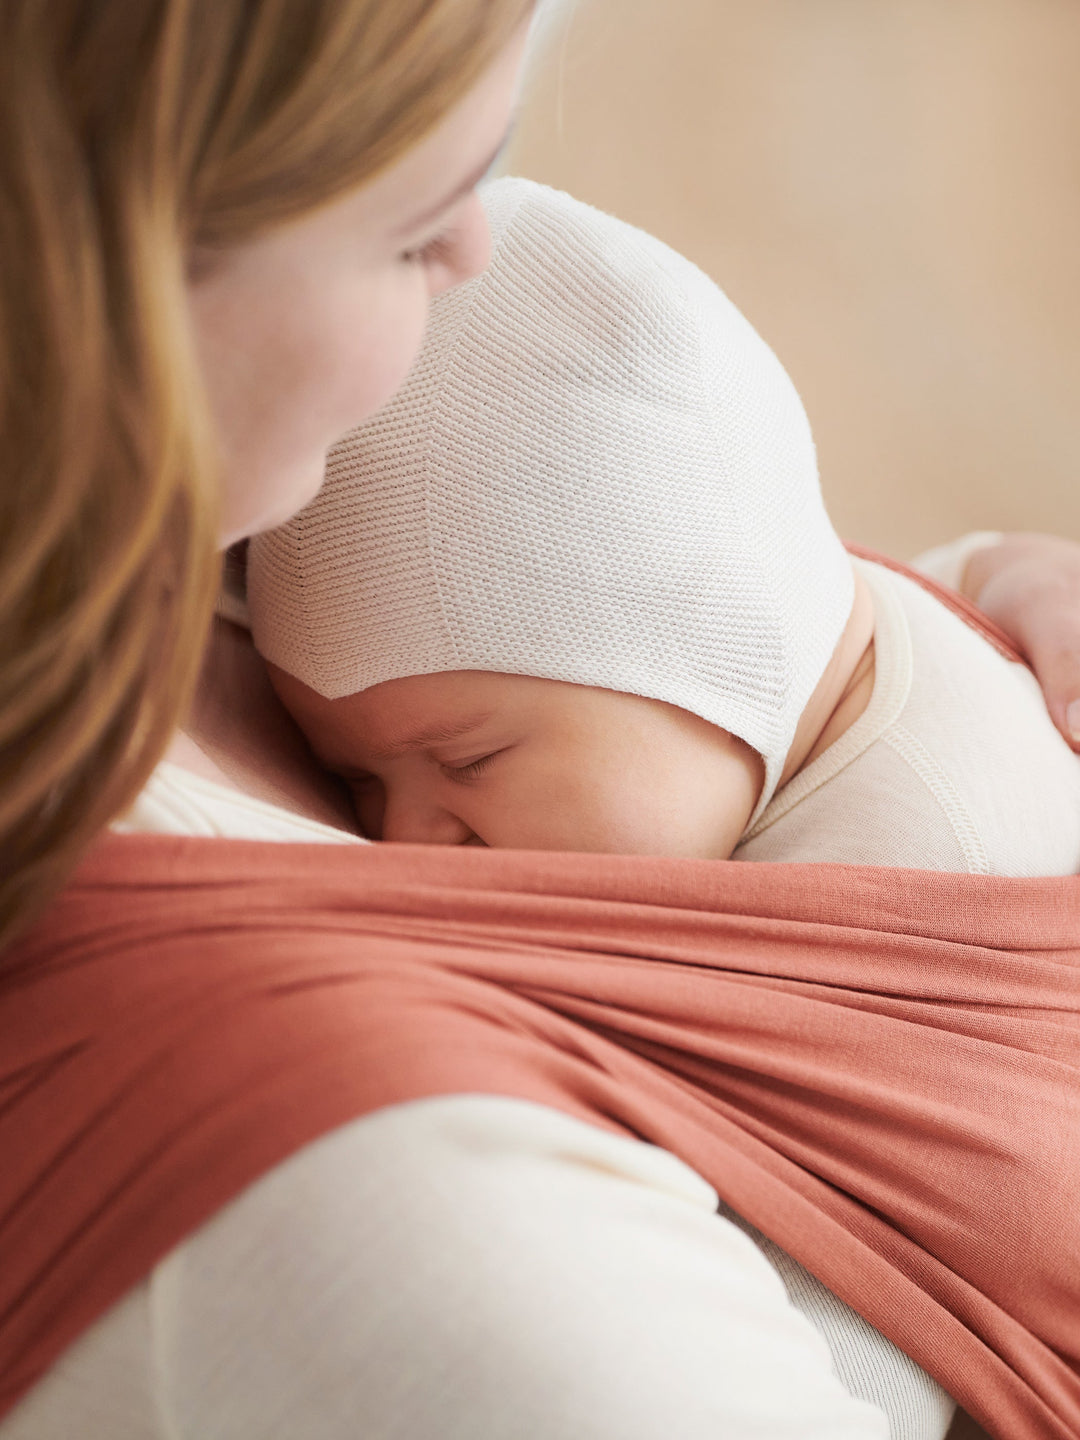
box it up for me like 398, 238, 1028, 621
380, 711, 495, 757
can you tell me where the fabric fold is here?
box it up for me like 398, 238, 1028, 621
3, 837, 1080, 1439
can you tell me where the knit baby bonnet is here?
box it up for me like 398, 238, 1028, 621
248, 177, 854, 819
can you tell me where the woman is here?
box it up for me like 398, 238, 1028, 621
2, 2, 1078, 1436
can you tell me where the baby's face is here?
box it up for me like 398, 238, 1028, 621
269, 666, 764, 858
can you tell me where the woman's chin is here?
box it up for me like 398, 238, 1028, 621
219, 463, 329, 547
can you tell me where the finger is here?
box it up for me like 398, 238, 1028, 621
971, 560, 1080, 749
1023, 643, 1080, 751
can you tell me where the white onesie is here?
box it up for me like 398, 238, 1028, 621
7, 543, 1072, 1440
737, 557, 1080, 874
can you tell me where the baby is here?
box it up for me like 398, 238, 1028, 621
248, 178, 1080, 876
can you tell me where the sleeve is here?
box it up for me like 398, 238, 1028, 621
909, 531, 1004, 592
147, 1094, 890, 1440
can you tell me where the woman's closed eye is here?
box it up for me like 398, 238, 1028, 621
399, 228, 457, 268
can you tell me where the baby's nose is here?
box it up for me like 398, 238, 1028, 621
379, 795, 476, 847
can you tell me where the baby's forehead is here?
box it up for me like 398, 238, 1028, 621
271, 667, 560, 755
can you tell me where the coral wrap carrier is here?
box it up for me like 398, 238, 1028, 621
2, 555, 1080, 1440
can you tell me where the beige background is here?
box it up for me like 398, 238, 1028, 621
505, 0, 1080, 558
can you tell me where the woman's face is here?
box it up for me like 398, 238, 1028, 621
187, 26, 530, 547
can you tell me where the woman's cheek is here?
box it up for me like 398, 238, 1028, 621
332, 269, 432, 429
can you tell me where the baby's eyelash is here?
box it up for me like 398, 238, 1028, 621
442, 751, 500, 782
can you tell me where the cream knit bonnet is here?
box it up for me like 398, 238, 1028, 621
248, 177, 854, 819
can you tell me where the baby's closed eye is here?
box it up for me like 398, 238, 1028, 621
439, 750, 505, 782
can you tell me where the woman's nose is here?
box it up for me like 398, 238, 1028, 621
427, 191, 491, 297
378, 792, 476, 846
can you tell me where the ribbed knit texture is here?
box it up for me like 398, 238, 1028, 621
248, 178, 854, 815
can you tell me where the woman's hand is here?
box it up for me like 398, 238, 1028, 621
961, 533, 1080, 751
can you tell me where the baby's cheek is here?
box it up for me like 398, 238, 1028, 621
521, 771, 649, 854
580, 770, 715, 858
595, 792, 669, 855
474, 767, 575, 850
